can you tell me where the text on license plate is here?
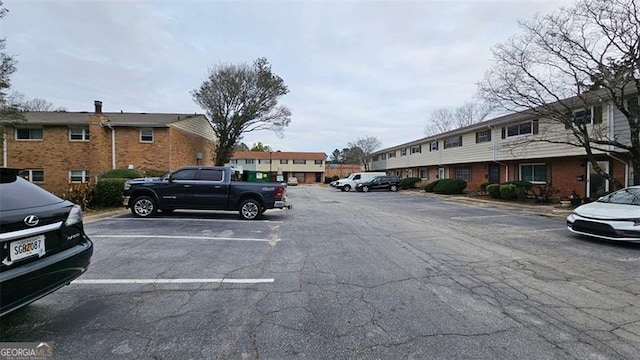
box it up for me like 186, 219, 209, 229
9, 235, 46, 261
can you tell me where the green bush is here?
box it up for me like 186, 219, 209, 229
486, 184, 501, 199
502, 180, 533, 191
424, 180, 441, 192
479, 182, 493, 194
433, 179, 467, 194
324, 175, 340, 184
93, 178, 129, 207
100, 168, 141, 180
400, 177, 421, 190
499, 183, 517, 200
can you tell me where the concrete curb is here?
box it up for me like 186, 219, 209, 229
84, 208, 129, 223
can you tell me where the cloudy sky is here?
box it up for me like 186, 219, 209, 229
3, 0, 571, 154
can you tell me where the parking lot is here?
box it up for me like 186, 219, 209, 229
2, 185, 640, 359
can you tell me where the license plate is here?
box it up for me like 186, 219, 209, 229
9, 235, 46, 261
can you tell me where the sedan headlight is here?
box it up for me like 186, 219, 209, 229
124, 182, 131, 191
65, 204, 83, 226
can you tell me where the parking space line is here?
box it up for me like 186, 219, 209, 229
112, 218, 282, 223
72, 278, 274, 284
449, 214, 513, 220
91, 235, 280, 242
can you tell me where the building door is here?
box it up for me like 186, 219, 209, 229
587, 161, 609, 198
438, 167, 445, 179
488, 164, 500, 184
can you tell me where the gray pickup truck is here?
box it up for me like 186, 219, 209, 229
122, 166, 291, 220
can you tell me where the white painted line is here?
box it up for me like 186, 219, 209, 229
91, 235, 280, 242
72, 278, 275, 284
449, 214, 513, 220
113, 218, 282, 224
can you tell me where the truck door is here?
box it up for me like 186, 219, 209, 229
192, 168, 227, 210
159, 168, 198, 207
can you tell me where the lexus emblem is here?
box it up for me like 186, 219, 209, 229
24, 215, 39, 227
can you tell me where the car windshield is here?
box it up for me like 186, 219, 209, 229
598, 188, 640, 205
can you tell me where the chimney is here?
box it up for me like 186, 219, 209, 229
94, 100, 103, 114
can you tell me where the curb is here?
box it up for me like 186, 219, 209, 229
84, 208, 128, 223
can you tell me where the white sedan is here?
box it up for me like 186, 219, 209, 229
567, 186, 640, 242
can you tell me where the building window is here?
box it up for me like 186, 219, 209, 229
245, 159, 255, 164
229, 159, 238, 164
293, 159, 306, 165
475, 129, 491, 143
69, 170, 89, 183
519, 164, 547, 183
429, 141, 439, 151
259, 159, 271, 164
388, 151, 396, 158
419, 169, 429, 179
453, 167, 471, 181
400, 148, 407, 156
572, 108, 592, 125
140, 128, 154, 142
15, 127, 43, 140
69, 127, 90, 141
22, 169, 44, 183
504, 120, 538, 138
280, 159, 288, 164
314, 160, 323, 165
444, 136, 463, 149
410, 145, 422, 154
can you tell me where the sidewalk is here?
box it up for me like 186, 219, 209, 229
405, 190, 574, 218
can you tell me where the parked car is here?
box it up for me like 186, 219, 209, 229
123, 166, 291, 220
355, 175, 401, 192
0, 168, 93, 317
334, 172, 387, 192
287, 177, 298, 186
567, 186, 640, 242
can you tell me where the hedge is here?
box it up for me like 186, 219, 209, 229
499, 183, 517, 199
141, 169, 169, 178
400, 177, 421, 190
100, 168, 141, 180
424, 180, 441, 192
93, 178, 129, 207
433, 179, 467, 194
486, 184, 501, 199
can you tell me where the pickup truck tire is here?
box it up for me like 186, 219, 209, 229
131, 196, 158, 217
390, 185, 398, 192
343, 184, 351, 192
239, 199, 261, 220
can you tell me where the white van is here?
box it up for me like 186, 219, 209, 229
334, 172, 387, 192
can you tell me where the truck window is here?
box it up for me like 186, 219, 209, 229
199, 169, 223, 181
171, 169, 197, 180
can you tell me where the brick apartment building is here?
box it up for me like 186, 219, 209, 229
324, 163, 364, 180
2, 101, 216, 195
369, 94, 637, 200
227, 151, 327, 183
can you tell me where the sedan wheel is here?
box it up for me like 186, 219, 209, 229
390, 185, 398, 192
240, 199, 261, 220
132, 196, 157, 217
362, 185, 370, 192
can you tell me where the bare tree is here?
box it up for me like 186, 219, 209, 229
234, 142, 250, 152
478, 0, 640, 187
348, 136, 381, 170
0, 1, 25, 140
192, 57, 291, 166
22, 97, 53, 111
424, 101, 494, 136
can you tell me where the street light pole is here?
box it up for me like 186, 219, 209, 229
269, 151, 272, 180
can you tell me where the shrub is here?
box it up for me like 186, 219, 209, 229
400, 177, 422, 190
499, 183, 517, 200
424, 180, 440, 192
100, 168, 140, 180
93, 178, 129, 207
433, 179, 467, 194
479, 182, 493, 194
60, 183, 94, 210
502, 180, 533, 191
486, 184, 501, 199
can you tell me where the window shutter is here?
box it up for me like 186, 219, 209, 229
487, 130, 491, 141
533, 119, 539, 134
546, 164, 552, 184
475, 132, 480, 143
564, 111, 572, 129
501, 127, 506, 139
593, 105, 603, 124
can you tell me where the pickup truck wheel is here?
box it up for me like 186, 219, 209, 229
131, 196, 157, 217
239, 199, 261, 220
343, 184, 351, 192
362, 185, 370, 192
390, 185, 398, 192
